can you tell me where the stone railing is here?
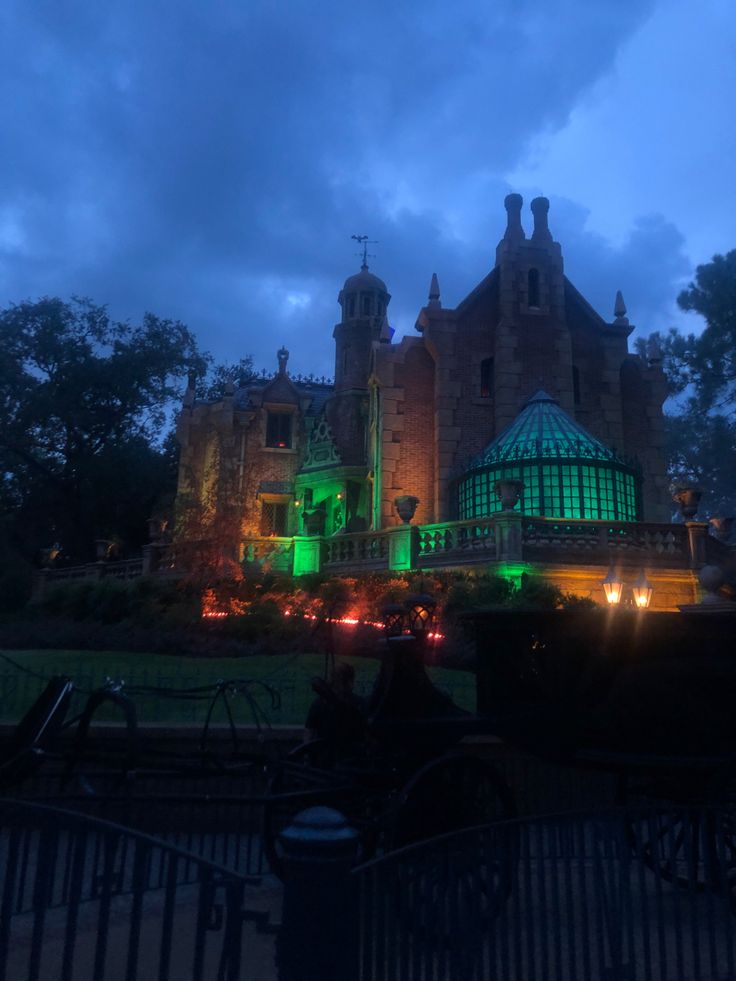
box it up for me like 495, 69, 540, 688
323, 531, 390, 570
521, 518, 692, 566
417, 519, 497, 565
35, 557, 146, 595
32, 514, 734, 597
242, 536, 294, 572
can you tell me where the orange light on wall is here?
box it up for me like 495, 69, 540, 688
602, 568, 624, 606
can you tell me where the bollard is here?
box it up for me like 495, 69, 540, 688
276, 806, 360, 981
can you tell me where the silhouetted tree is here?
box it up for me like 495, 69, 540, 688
640, 250, 736, 516
0, 296, 206, 566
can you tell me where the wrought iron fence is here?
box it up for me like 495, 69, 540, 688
356, 807, 736, 980
0, 799, 254, 981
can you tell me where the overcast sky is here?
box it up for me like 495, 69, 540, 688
1, 0, 734, 379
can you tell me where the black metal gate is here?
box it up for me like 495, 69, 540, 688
0, 799, 256, 981
356, 808, 736, 981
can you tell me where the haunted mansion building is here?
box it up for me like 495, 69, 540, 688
174, 195, 718, 609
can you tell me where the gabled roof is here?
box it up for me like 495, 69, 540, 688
468, 390, 627, 470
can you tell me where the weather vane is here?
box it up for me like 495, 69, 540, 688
351, 234, 377, 269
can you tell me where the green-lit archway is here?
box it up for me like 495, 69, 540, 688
455, 391, 641, 521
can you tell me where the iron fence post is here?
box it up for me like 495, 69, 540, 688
276, 806, 360, 981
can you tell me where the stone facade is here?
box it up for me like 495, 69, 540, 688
176, 195, 669, 550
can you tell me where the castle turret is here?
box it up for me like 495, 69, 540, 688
334, 262, 391, 392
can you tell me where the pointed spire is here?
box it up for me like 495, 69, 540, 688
613, 290, 629, 325
428, 272, 441, 308
503, 193, 525, 242
379, 314, 394, 343
531, 196, 552, 242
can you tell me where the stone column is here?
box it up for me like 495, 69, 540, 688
493, 511, 523, 562
388, 524, 418, 571
293, 536, 324, 576
685, 521, 709, 568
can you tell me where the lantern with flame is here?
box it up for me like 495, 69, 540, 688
404, 593, 437, 638
631, 571, 653, 609
602, 568, 653, 609
602, 567, 624, 606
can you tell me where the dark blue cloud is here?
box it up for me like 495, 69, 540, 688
1, 0, 673, 377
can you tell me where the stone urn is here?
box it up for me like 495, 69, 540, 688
147, 516, 166, 543
699, 564, 726, 603
709, 516, 734, 542
394, 495, 420, 525
493, 477, 525, 511
95, 539, 112, 561
302, 507, 325, 536
672, 485, 702, 520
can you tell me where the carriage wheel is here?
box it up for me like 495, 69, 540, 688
391, 754, 517, 849
388, 754, 518, 938
262, 740, 339, 879
619, 765, 736, 906
627, 808, 736, 905
261, 739, 377, 879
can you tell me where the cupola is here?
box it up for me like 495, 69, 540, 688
337, 262, 391, 323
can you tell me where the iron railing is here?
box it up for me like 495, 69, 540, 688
356, 807, 736, 981
0, 799, 255, 981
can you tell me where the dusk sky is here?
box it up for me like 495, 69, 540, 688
2, 0, 734, 380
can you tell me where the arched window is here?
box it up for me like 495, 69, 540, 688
347, 296, 356, 318
361, 295, 372, 316
528, 268, 540, 308
480, 357, 494, 398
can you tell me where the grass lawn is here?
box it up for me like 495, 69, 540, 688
0, 649, 477, 728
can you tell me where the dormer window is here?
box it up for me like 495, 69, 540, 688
266, 412, 292, 449
528, 268, 540, 308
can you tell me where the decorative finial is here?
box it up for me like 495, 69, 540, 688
646, 334, 662, 364
530, 197, 552, 242
428, 272, 441, 308
503, 193, 525, 242
613, 290, 629, 325
277, 346, 289, 375
351, 234, 378, 270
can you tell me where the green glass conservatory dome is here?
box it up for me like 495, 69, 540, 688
456, 391, 641, 521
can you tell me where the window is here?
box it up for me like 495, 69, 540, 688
528, 268, 540, 308
266, 412, 292, 448
480, 357, 494, 398
347, 296, 356, 318
260, 502, 287, 536
361, 295, 372, 316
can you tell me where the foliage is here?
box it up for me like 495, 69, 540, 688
0, 297, 206, 569
639, 250, 736, 516
200, 357, 256, 400
664, 250, 736, 413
